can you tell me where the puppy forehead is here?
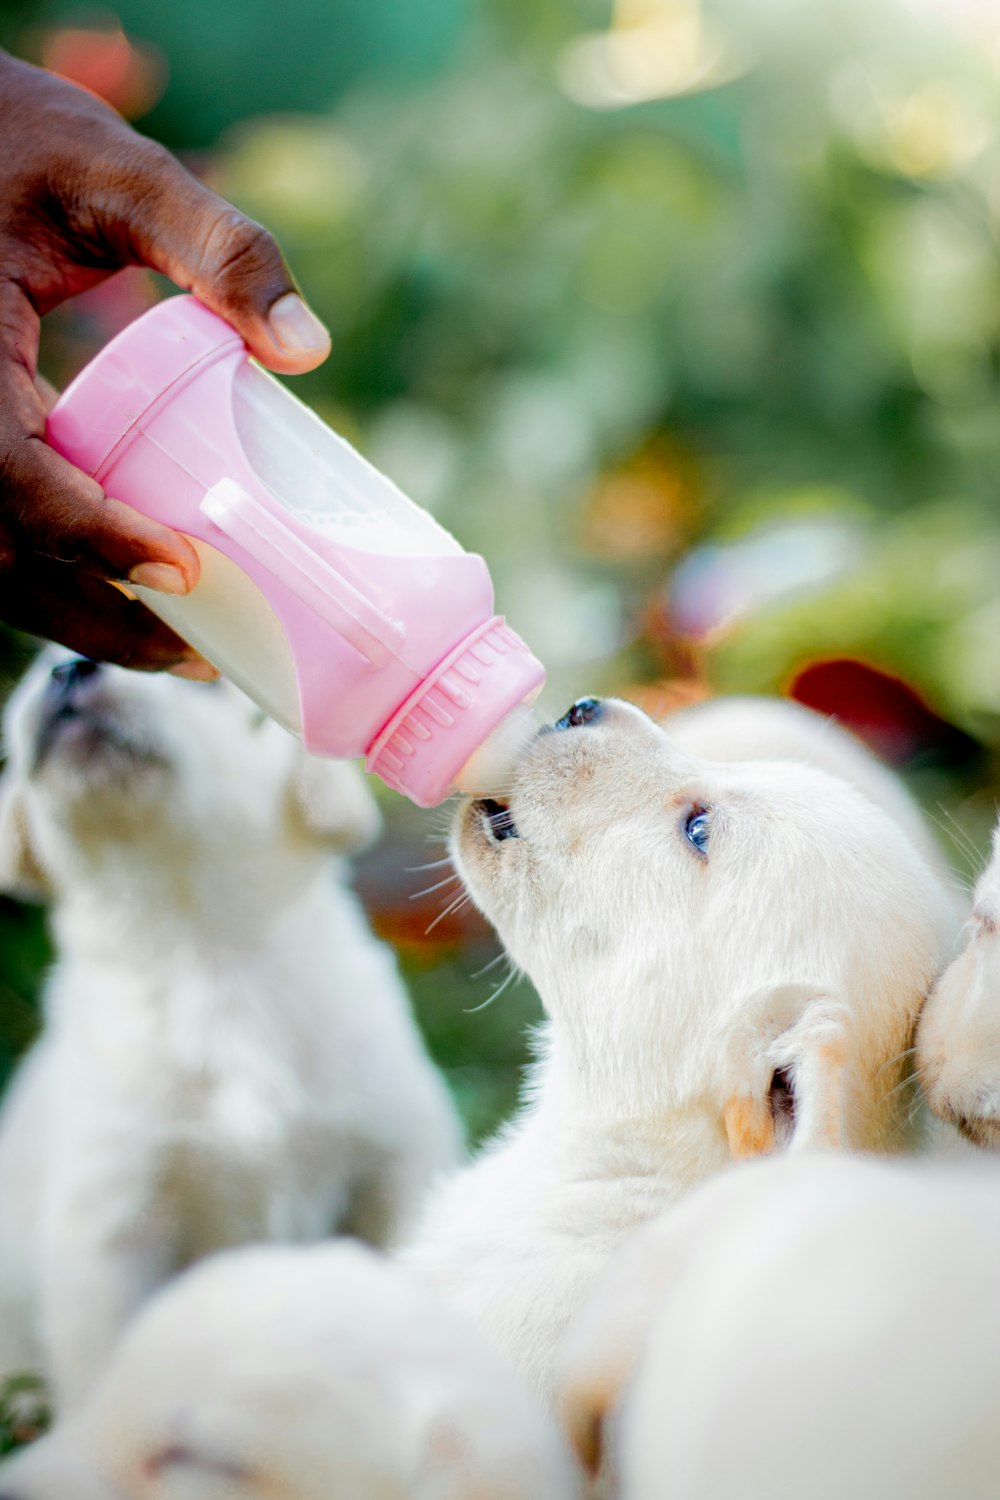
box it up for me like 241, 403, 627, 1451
530, 708, 856, 804
536, 722, 878, 832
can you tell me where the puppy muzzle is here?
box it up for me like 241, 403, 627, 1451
32, 657, 105, 768
30, 657, 163, 777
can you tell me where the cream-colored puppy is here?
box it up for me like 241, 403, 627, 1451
403, 696, 956, 1404
0, 651, 461, 1411
666, 694, 957, 902
561, 1153, 1000, 1499
0, 1239, 581, 1500
917, 816, 1000, 1147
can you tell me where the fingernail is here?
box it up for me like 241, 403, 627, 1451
268, 293, 330, 356
169, 658, 219, 681
129, 562, 190, 596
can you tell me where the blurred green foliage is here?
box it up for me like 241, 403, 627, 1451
0, 1374, 50, 1455
3, 0, 1000, 1137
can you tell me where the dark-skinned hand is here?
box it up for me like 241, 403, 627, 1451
0, 48, 330, 673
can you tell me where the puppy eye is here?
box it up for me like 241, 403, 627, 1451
684, 807, 711, 855
554, 697, 602, 730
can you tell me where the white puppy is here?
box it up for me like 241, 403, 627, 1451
561, 1153, 1000, 1499
666, 694, 957, 899
0, 651, 461, 1410
0, 1239, 581, 1500
917, 816, 1000, 1146
403, 695, 956, 1404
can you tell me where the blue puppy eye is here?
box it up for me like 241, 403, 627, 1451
685, 809, 711, 853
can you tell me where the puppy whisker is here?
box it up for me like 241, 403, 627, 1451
464, 965, 520, 1014
928, 806, 987, 879
874, 1045, 919, 1080
902, 1085, 930, 1138
470, 950, 508, 981
882, 1072, 919, 1104
424, 890, 474, 936
409, 874, 462, 902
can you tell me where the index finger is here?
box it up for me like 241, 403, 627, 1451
0, 553, 210, 672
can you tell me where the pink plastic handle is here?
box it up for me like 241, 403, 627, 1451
201, 478, 406, 668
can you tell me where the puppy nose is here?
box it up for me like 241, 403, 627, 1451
554, 697, 603, 730
49, 657, 100, 692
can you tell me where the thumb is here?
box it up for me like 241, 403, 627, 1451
108, 138, 330, 375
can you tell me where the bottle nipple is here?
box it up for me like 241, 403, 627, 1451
454, 703, 540, 797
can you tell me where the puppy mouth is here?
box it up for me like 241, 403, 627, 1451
33, 701, 100, 770
32, 701, 163, 776
476, 797, 520, 842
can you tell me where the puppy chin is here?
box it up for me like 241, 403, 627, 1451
33, 714, 170, 798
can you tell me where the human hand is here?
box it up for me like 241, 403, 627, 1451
0, 49, 331, 671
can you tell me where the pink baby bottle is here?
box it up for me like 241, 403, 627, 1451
46, 295, 545, 806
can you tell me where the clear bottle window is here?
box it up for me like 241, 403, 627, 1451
231, 362, 462, 558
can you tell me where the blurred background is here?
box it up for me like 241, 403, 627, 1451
1, 0, 999, 1145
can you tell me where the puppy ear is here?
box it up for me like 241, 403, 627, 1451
291, 755, 382, 854
723, 985, 851, 1159
0, 775, 49, 900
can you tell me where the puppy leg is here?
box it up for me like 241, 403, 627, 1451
40, 1128, 175, 1412
0, 1052, 52, 1383
723, 986, 851, 1159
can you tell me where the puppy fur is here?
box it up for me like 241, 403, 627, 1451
917, 816, 1000, 1147
561, 1154, 1000, 1500
0, 1239, 581, 1500
402, 696, 957, 1405
666, 694, 959, 908
0, 652, 461, 1410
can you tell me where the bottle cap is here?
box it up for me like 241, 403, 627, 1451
366, 617, 545, 807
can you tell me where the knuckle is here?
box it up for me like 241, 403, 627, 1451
203, 211, 285, 291
134, 136, 179, 177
